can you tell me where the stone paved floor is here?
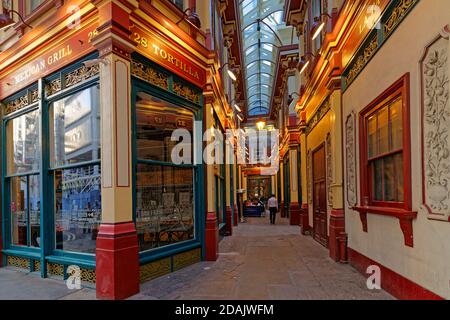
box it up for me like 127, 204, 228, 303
0, 268, 96, 300
0, 216, 394, 300
133, 216, 394, 300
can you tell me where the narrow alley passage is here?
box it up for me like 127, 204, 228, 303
132, 218, 393, 300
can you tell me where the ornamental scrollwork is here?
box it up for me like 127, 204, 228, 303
421, 28, 450, 222
384, 0, 418, 37
307, 149, 313, 207
173, 81, 201, 105
45, 78, 62, 96
4, 94, 29, 115
65, 64, 100, 89
346, 36, 378, 86
131, 61, 169, 90
326, 133, 333, 208
346, 112, 357, 208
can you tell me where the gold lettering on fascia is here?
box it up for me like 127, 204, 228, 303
151, 44, 200, 80
13, 45, 73, 86
132, 31, 200, 81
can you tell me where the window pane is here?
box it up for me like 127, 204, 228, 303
7, 110, 40, 175
372, 160, 383, 201
136, 164, 195, 252
11, 176, 28, 246
51, 86, 100, 167
54, 165, 102, 254
395, 153, 404, 202
368, 115, 377, 158
383, 155, 396, 201
31, 0, 43, 11
390, 98, 403, 151
29, 175, 41, 248
378, 107, 389, 155
136, 92, 194, 163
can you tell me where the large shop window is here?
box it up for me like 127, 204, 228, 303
50, 86, 101, 254
6, 110, 41, 248
359, 74, 411, 210
135, 92, 195, 252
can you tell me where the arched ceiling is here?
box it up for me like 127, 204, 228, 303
238, 0, 296, 117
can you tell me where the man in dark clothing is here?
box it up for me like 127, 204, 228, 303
267, 194, 278, 225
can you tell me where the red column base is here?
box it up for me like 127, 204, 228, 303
225, 206, 233, 236
289, 202, 301, 226
205, 212, 219, 261
329, 209, 347, 263
300, 203, 310, 235
233, 204, 238, 226
96, 222, 140, 300
280, 202, 285, 218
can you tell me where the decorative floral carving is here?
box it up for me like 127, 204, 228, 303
131, 61, 169, 90
65, 64, 100, 88
326, 133, 333, 208
4, 94, 29, 115
346, 36, 378, 86
306, 97, 330, 135
421, 30, 450, 222
346, 112, 357, 207
307, 150, 313, 207
173, 81, 201, 105
384, 0, 418, 37
45, 78, 62, 96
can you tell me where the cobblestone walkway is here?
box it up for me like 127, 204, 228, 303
133, 216, 394, 300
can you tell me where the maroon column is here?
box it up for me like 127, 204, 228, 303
300, 203, 310, 235
280, 202, 285, 218
205, 212, 218, 261
233, 204, 238, 226
329, 209, 347, 263
225, 206, 233, 236
289, 202, 301, 226
96, 222, 140, 300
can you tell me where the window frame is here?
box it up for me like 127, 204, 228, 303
3, 104, 41, 252
131, 73, 203, 260
359, 73, 412, 211
48, 83, 102, 257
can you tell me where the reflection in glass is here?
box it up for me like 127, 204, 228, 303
7, 110, 40, 175
390, 99, 403, 151
136, 92, 193, 163
11, 176, 28, 246
51, 86, 100, 167
136, 164, 195, 251
10, 175, 40, 247
29, 175, 41, 248
377, 107, 389, 155
54, 165, 101, 254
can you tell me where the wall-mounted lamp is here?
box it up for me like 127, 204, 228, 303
219, 62, 239, 82
287, 92, 301, 105
297, 52, 317, 75
0, 9, 32, 31
176, 8, 201, 28
311, 13, 332, 41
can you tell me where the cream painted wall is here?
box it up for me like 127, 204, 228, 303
343, 0, 450, 299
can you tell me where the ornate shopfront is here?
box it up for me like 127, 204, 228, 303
0, 0, 220, 300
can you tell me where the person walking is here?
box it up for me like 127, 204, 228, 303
267, 194, 278, 225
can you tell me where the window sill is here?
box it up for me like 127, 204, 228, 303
352, 206, 417, 247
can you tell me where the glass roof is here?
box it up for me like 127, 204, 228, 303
239, 0, 294, 116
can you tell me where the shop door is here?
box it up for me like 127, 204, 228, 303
312, 145, 328, 247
